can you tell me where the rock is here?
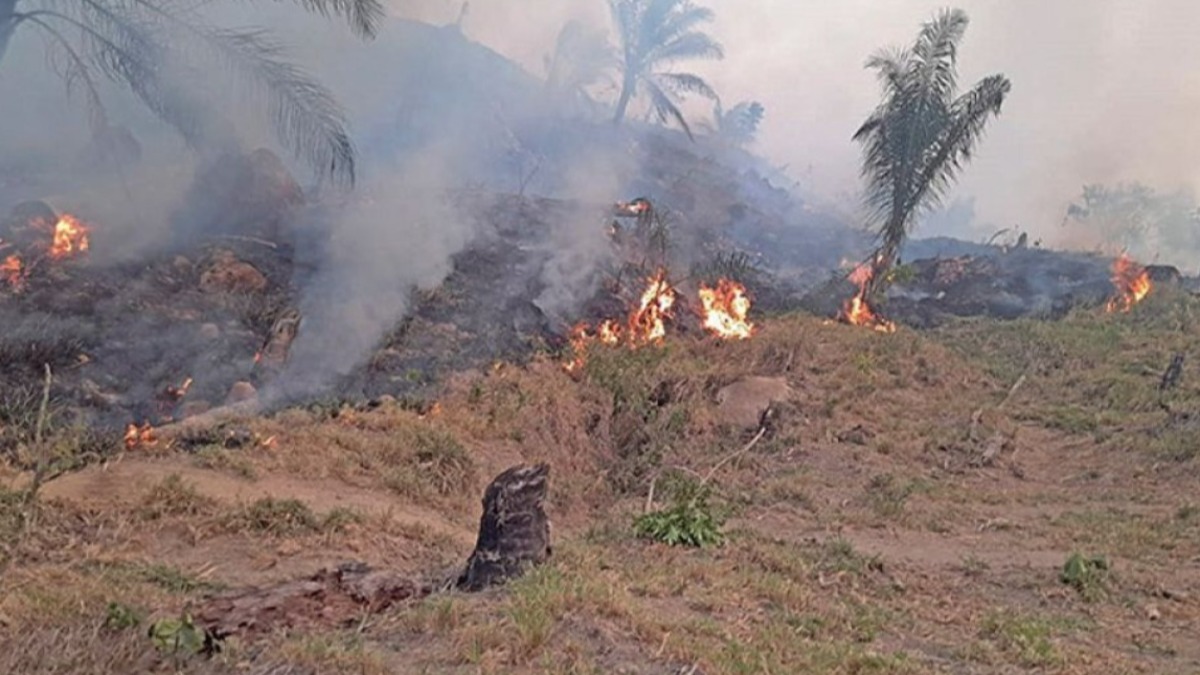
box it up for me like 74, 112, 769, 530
199, 323, 221, 340
225, 381, 257, 405
199, 250, 268, 294
458, 463, 552, 592
179, 401, 212, 418
715, 376, 792, 429
1145, 604, 1161, 621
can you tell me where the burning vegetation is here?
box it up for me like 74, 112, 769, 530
839, 261, 896, 333
1105, 253, 1152, 313
1, 210, 93, 292
564, 269, 755, 373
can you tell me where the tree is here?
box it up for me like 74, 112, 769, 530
608, 0, 723, 139
0, 0, 384, 186
544, 19, 617, 113
1064, 183, 1200, 266
853, 8, 1010, 292
713, 100, 763, 146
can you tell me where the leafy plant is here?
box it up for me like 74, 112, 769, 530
608, 0, 724, 138
103, 601, 144, 631
1060, 552, 1110, 602
148, 613, 207, 655
853, 8, 1011, 295
634, 476, 724, 547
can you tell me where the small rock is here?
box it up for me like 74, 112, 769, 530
199, 323, 221, 340
715, 376, 792, 429
1145, 604, 1161, 621
199, 250, 268, 294
225, 381, 257, 405
179, 401, 211, 418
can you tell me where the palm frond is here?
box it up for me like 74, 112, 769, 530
643, 77, 692, 140
646, 30, 723, 65
911, 7, 967, 104
655, 71, 717, 100
263, 0, 384, 38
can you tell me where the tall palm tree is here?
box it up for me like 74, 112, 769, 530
608, 0, 723, 139
0, 0, 384, 186
853, 8, 1011, 293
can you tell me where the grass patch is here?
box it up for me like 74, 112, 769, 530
137, 474, 219, 520
222, 497, 319, 536
1060, 552, 1110, 602
979, 611, 1069, 667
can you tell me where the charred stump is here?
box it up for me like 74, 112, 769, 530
457, 463, 552, 592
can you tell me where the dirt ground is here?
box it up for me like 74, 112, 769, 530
2, 290, 1199, 674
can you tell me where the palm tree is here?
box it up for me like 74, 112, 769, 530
853, 8, 1011, 293
0, 0, 384, 187
608, 0, 723, 139
544, 19, 617, 113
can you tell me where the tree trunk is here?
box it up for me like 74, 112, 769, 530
867, 215, 905, 297
612, 73, 636, 126
457, 463, 551, 591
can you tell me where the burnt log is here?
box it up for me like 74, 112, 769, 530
457, 463, 551, 591
195, 562, 429, 643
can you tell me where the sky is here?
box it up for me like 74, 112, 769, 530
396, 0, 1200, 248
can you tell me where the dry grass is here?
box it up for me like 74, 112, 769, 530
3, 307, 1200, 673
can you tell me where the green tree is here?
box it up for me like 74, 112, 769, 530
713, 100, 764, 146
608, 0, 723, 139
0, 0, 384, 186
853, 8, 1010, 293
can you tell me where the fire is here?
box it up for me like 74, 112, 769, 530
562, 269, 679, 373
839, 262, 896, 333
124, 422, 158, 450
2, 254, 25, 291
48, 214, 90, 260
1105, 253, 1152, 313
629, 268, 676, 345
699, 278, 755, 340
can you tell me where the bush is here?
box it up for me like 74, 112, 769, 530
634, 477, 724, 548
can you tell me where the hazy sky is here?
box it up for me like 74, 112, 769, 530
398, 0, 1200, 246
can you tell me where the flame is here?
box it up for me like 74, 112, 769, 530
629, 268, 676, 345
1105, 253, 1152, 313
124, 422, 158, 450
2, 254, 25, 291
699, 278, 755, 340
563, 322, 591, 373
597, 319, 622, 345
48, 214, 90, 260
839, 262, 896, 333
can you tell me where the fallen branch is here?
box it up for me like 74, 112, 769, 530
23, 364, 53, 505
701, 426, 767, 487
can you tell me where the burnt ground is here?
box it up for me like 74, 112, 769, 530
3, 292, 1200, 673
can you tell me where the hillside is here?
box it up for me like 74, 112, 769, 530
3, 292, 1200, 673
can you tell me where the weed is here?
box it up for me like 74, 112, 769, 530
813, 537, 884, 576
102, 602, 144, 631
192, 448, 258, 479
148, 613, 207, 656
979, 611, 1065, 667
137, 474, 218, 520
865, 473, 922, 518
412, 428, 475, 496
322, 507, 364, 532
634, 477, 724, 548
137, 563, 224, 594
960, 555, 990, 577
1060, 552, 1110, 602
223, 497, 319, 536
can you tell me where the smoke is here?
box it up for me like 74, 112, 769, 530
274, 140, 476, 397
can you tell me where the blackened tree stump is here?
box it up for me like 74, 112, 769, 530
457, 463, 552, 591
193, 464, 552, 644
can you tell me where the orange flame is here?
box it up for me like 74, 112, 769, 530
629, 269, 676, 345
48, 214, 90, 260
124, 422, 158, 450
839, 262, 896, 333
1105, 253, 1152, 313
699, 278, 755, 340
2, 254, 25, 291
562, 269, 679, 372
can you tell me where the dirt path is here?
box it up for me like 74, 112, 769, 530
39, 456, 476, 548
